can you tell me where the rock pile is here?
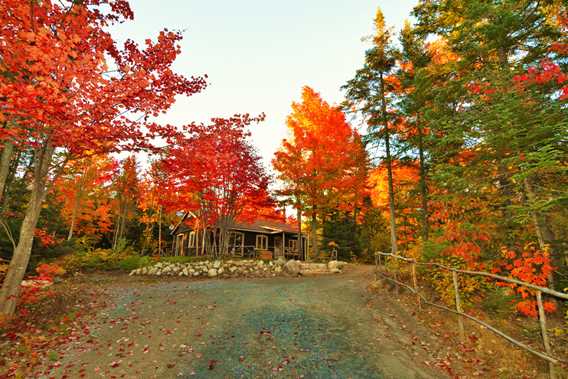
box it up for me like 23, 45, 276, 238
129, 259, 347, 278
129, 259, 281, 278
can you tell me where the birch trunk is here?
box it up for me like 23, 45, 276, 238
0, 142, 14, 203
112, 211, 121, 250
0, 143, 54, 316
297, 206, 303, 259
158, 206, 162, 255
67, 189, 81, 240
310, 207, 318, 259
201, 227, 206, 256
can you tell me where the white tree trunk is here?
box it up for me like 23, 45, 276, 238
0, 143, 54, 316
310, 208, 318, 259
0, 142, 14, 203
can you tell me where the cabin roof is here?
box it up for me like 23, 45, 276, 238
171, 212, 300, 235
230, 219, 299, 234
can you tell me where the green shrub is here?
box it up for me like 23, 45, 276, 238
116, 255, 152, 271
481, 286, 516, 317
58, 247, 152, 272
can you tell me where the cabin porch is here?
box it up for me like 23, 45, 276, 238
173, 228, 308, 261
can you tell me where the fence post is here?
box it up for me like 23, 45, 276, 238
374, 252, 379, 281
452, 270, 465, 342
536, 291, 556, 379
411, 261, 421, 309
392, 259, 400, 294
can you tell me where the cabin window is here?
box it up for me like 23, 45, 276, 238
288, 239, 298, 252
229, 231, 244, 256
256, 234, 268, 250
188, 231, 195, 248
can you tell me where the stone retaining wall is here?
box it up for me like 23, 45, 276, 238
129, 259, 347, 278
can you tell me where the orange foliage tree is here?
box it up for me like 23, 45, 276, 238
273, 86, 368, 259
369, 161, 419, 250
54, 155, 116, 241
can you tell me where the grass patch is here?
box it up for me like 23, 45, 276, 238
47, 351, 58, 362
59, 249, 154, 272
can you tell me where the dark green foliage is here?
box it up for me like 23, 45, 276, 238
322, 212, 361, 261
481, 287, 517, 317
322, 207, 390, 263
357, 207, 391, 262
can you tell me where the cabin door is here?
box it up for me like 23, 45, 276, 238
274, 236, 283, 258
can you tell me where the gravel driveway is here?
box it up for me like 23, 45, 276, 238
41, 266, 444, 379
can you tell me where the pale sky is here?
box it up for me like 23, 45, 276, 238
110, 1, 417, 171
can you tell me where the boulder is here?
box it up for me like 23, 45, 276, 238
274, 256, 286, 266
284, 260, 302, 276
328, 260, 340, 271
301, 263, 327, 274
208, 268, 218, 277
213, 260, 221, 269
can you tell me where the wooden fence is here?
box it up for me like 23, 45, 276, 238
374, 251, 567, 379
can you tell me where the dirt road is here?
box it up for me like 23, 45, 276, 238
40, 266, 445, 378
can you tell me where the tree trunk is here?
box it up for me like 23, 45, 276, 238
417, 121, 429, 242
2, 148, 22, 209
0, 143, 54, 317
202, 227, 208, 256
0, 142, 14, 203
113, 200, 128, 251
218, 220, 229, 258
310, 206, 318, 259
199, 212, 209, 256
67, 189, 81, 240
119, 204, 127, 244
211, 229, 218, 257
112, 210, 121, 250
297, 206, 303, 259
158, 206, 162, 255
380, 72, 398, 254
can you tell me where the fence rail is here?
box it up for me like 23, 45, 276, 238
374, 251, 567, 379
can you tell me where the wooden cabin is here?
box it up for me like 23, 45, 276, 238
170, 212, 308, 260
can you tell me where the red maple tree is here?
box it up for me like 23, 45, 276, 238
0, 0, 206, 316
160, 115, 270, 257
